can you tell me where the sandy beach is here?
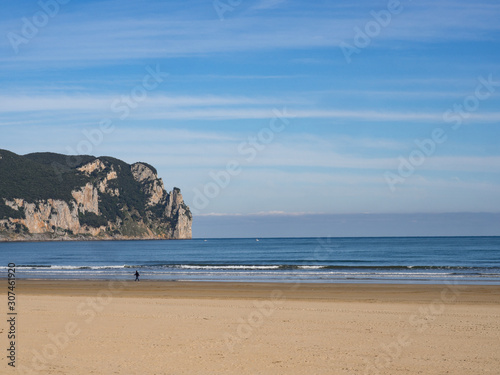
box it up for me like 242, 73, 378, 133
1, 280, 499, 374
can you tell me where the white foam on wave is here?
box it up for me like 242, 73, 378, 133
178, 265, 281, 270
13, 265, 129, 270
58, 265, 128, 270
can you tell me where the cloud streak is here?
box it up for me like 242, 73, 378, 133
1, 0, 499, 67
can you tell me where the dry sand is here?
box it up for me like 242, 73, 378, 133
1, 280, 499, 374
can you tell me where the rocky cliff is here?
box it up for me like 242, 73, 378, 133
0, 150, 192, 241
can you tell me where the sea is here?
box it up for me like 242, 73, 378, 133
1, 237, 500, 284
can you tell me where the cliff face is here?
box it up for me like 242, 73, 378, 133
0, 150, 192, 241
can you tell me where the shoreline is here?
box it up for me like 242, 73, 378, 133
0, 235, 192, 243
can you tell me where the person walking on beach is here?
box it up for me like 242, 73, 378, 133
134, 270, 140, 281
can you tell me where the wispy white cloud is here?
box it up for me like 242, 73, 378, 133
10, 125, 498, 173
4, 93, 499, 123
1, 0, 499, 67
197, 210, 315, 217
196, 212, 244, 217
128, 108, 500, 122
12, 101, 490, 124
250, 0, 288, 10
0, 94, 296, 113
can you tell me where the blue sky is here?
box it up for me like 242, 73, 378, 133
1, 0, 500, 237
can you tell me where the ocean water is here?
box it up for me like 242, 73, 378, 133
1, 237, 499, 284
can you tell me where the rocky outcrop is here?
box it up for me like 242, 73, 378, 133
131, 163, 166, 206
72, 183, 99, 214
78, 159, 105, 175
0, 150, 192, 242
166, 188, 192, 239
5, 198, 81, 235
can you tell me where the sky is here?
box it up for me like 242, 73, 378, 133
1, 0, 500, 237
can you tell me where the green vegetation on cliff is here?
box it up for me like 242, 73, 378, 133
0, 150, 149, 223
0, 150, 88, 204
0, 149, 192, 239
0, 200, 24, 220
